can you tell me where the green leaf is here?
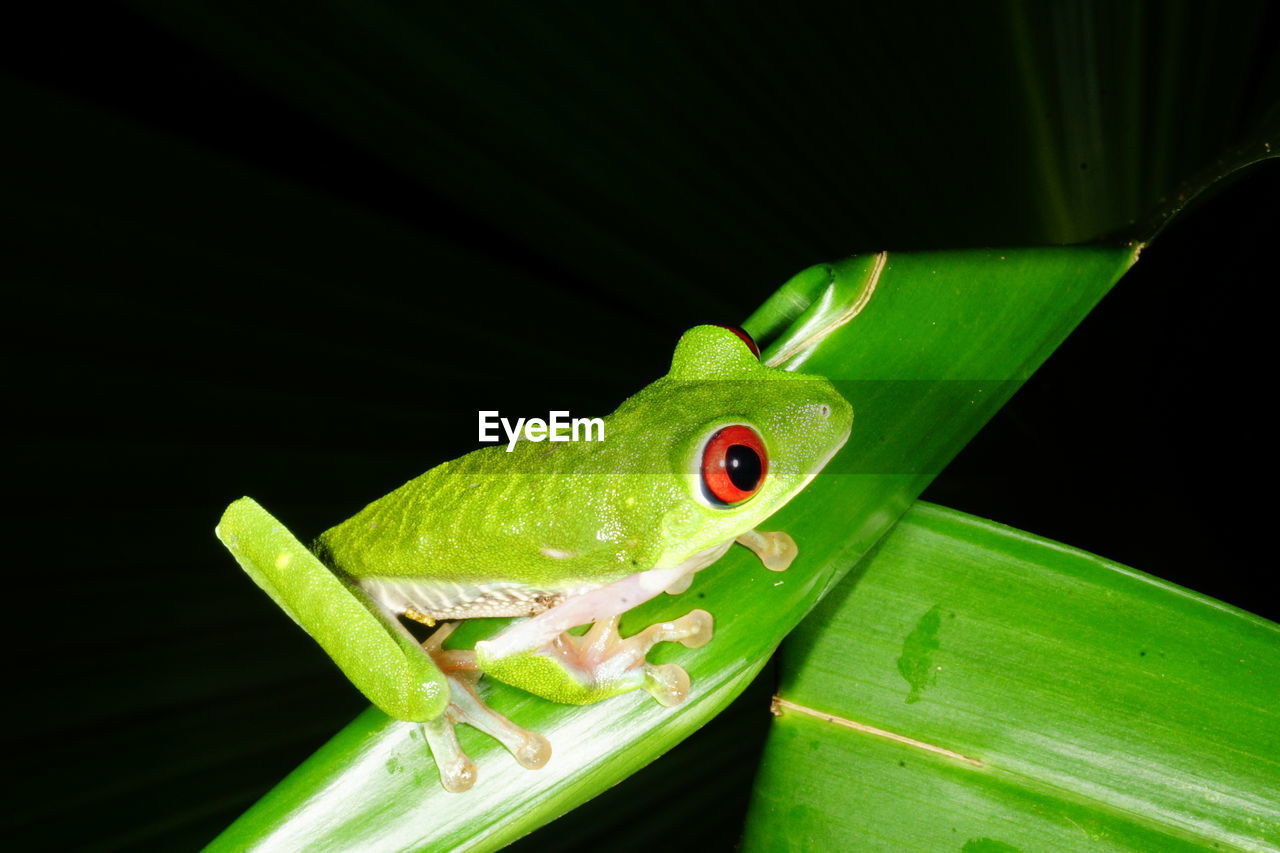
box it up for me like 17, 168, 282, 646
206, 246, 1138, 851
744, 502, 1279, 851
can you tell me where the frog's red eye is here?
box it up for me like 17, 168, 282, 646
701, 425, 767, 506
715, 325, 760, 359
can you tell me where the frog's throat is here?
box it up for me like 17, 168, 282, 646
477, 541, 732, 661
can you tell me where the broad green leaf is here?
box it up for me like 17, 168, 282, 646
206, 246, 1137, 851
744, 502, 1279, 851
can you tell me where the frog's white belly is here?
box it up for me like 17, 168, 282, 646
476, 540, 734, 659
361, 577, 592, 622
360, 539, 734, 624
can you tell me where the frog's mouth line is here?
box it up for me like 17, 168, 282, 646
784, 426, 851, 503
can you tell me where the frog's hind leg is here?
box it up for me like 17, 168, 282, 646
474, 552, 725, 708
481, 608, 714, 708
419, 623, 551, 793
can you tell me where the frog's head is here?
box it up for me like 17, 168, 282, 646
636, 324, 853, 567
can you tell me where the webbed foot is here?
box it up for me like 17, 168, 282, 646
419, 624, 551, 793
736, 529, 797, 572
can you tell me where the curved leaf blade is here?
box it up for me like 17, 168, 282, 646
206, 247, 1136, 851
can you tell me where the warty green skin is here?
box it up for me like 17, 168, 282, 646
315, 326, 853, 611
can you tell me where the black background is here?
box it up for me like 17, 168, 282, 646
3, 3, 1277, 850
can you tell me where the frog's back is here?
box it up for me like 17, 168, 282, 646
315, 435, 672, 592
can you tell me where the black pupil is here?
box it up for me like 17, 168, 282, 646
725, 444, 762, 491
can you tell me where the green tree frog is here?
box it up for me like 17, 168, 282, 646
217, 324, 852, 791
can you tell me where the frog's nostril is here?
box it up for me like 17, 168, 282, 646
817, 404, 831, 418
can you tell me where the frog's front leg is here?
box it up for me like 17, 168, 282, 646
417, 623, 551, 793
660, 529, 796, 596
736, 528, 797, 572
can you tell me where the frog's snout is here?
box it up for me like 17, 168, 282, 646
812, 388, 854, 443
812, 390, 852, 421
803, 401, 837, 427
